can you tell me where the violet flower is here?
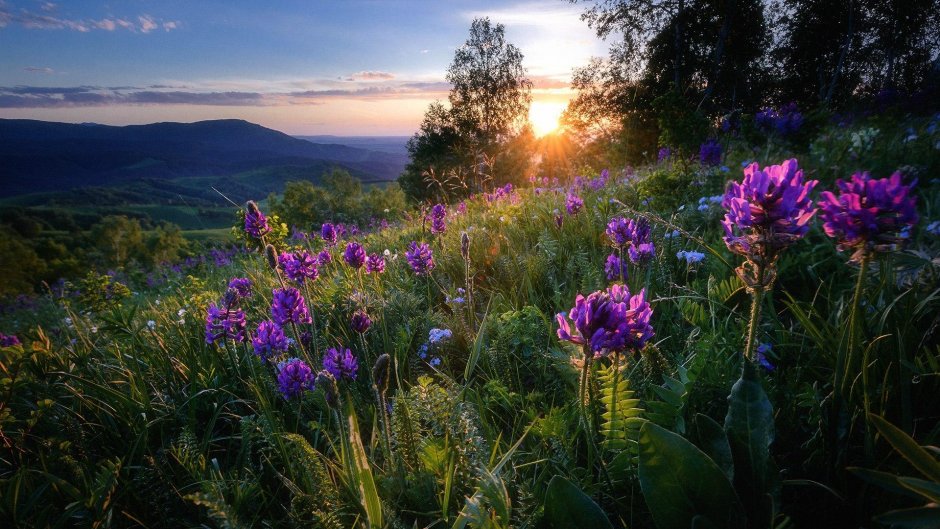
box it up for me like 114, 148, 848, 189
699, 139, 722, 166
343, 242, 367, 269
556, 284, 654, 357
277, 357, 314, 399
271, 287, 312, 325
817, 171, 918, 262
605, 253, 628, 281
323, 347, 358, 381
252, 320, 289, 362
350, 310, 372, 334
279, 250, 319, 283
406, 241, 435, 275
205, 303, 247, 344
365, 253, 386, 274
321, 223, 338, 246
565, 193, 584, 215
244, 201, 270, 238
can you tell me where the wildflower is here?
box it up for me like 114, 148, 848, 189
252, 320, 289, 362
244, 201, 271, 238
277, 357, 314, 399
350, 310, 372, 334
365, 253, 386, 274
321, 223, 338, 246
373, 354, 391, 394
721, 159, 817, 281
664, 229, 680, 239
271, 287, 312, 325
147, 320, 156, 330
227, 277, 253, 299
429, 328, 452, 344
406, 241, 435, 275
430, 357, 442, 367
323, 347, 358, 381
565, 193, 584, 215
556, 285, 654, 357
926, 220, 940, 236
178, 308, 187, 318
264, 244, 278, 270
677, 250, 706, 264
205, 303, 247, 344
699, 139, 722, 166
279, 251, 319, 283
316, 370, 339, 408
817, 171, 919, 262
317, 249, 332, 266
460, 232, 470, 261
430, 203, 447, 234
343, 242, 367, 269
553, 209, 564, 228
657, 146, 672, 162
606, 217, 632, 247
605, 253, 628, 281
755, 343, 775, 371
0, 333, 21, 347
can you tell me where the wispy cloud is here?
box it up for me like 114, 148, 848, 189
0, 2, 180, 33
23, 66, 54, 74
347, 71, 395, 81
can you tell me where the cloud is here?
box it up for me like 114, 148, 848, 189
348, 71, 395, 81
0, 4, 179, 33
23, 66, 54, 74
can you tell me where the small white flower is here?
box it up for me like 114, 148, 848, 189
91, 326, 98, 333
177, 308, 187, 317
64, 317, 73, 327
384, 208, 390, 213
177, 319, 185, 325
384, 249, 391, 257
155, 299, 161, 305
147, 320, 156, 330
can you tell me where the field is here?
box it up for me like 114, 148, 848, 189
1, 113, 939, 528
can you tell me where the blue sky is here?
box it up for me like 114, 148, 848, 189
0, 1, 608, 135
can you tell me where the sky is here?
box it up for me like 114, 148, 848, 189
0, 0, 610, 136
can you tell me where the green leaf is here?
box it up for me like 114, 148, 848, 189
693, 414, 734, 482
724, 361, 777, 522
638, 421, 745, 529
848, 468, 923, 500
344, 399, 383, 529
874, 506, 940, 527
869, 413, 940, 483
898, 477, 940, 504
543, 475, 614, 529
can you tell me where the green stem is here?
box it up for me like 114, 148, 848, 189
842, 255, 869, 396
744, 284, 765, 362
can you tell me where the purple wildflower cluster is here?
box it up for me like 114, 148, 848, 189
271, 287, 312, 326
323, 347, 358, 381
350, 310, 372, 334
573, 169, 610, 191
279, 250, 319, 283
205, 303, 247, 344
251, 320, 289, 362
657, 146, 672, 162
699, 139, 722, 166
429, 204, 447, 235
321, 223, 338, 246
406, 241, 435, 275
817, 171, 918, 261
565, 193, 584, 215
0, 333, 21, 347
556, 284, 654, 357
721, 159, 818, 266
755, 103, 803, 136
606, 217, 655, 265
244, 201, 271, 239
343, 242, 367, 269
605, 253, 628, 281
276, 357, 315, 399
484, 183, 514, 203
365, 253, 386, 274
317, 249, 332, 266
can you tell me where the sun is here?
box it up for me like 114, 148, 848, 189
529, 101, 566, 137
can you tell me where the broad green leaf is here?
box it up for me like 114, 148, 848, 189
869, 413, 940, 483
898, 477, 940, 503
638, 421, 745, 529
848, 468, 923, 499
693, 413, 734, 482
874, 506, 940, 527
344, 399, 383, 529
543, 475, 614, 529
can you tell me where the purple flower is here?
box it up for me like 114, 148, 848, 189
721, 159, 818, 258
244, 202, 271, 239
365, 253, 386, 274
606, 217, 632, 248
227, 277, 253, 299
0, 333, 21, 347
657, 147, 672, 162
556, 285, 654, 357
252, 320, 289, 362
277, 357, 314, 399
271, 287, 312, 325
553, 209, 564, 228
279, 251, 319, 283
205, 303, 247, 344
756, 103, 803, 136
317, 249, 332, 266
323, 347, 358, 381
605, 253, 628, 281
321, 223, 338, 246
343, 242, 367, 269
755, 343, 775, 371
429, 203, 447, 234
565, 193, 584, 215
350, 310, 372, 334
699, 139, 722, 166
406, 241, 435, 275
628, 242, 656, 264
817, 171, 919, 261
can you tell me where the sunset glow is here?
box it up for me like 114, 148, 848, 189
529, 100, 567, 137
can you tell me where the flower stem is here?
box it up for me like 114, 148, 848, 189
842, 255, 869, 397
743, 269, 766, 361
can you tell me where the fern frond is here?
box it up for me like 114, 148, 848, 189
598, 355, 643, 453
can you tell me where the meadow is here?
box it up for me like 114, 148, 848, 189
1, 111, 940, 529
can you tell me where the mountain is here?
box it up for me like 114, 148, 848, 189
0, 119, 408, 198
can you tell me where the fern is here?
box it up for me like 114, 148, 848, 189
598, 356, 643, 453
646, 363, 696, 434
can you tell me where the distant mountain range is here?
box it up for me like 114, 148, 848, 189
0, 119, 410, 199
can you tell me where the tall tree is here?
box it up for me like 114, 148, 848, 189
399, 17, 532, 201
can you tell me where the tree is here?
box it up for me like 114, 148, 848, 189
90, 215, 144, 268
399, 17, 533, 201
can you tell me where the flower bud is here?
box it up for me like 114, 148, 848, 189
460, 231, 470, 261
264, 244, 278, 270
246, 200, 260, 215
316, 370, 339, 409
372, 353, 390, 394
